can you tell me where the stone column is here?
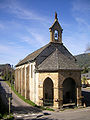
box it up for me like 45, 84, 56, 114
18, 69, 20, 93
59, 86, 63, 109
16, 69, 18, 92
23, 67, 25, 97
25, 66, 27, 99
20, 69, 21, 94
21, 68, 23, 96
26, 66, 30, 99
38, 85, 43, 106
15, 70, 16, 90
77, 86, 82, 107
53, 87, 59, 108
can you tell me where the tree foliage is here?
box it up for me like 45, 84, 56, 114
2, 66, 14, 84
75, 53, 90, 69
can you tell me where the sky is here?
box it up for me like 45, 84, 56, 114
0, 0, 90, 66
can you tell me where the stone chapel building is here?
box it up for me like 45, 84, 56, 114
15, 13, 82, 108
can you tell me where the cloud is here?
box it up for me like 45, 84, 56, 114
30, 31, 46, 45
20, 31, 47, 47
72, 0, 90, 22
0, 23, 5, 29
72, 0, 90, 14
0, 43, 32, 65
0, 44, 9, 52
63, 28, 90, 55
0, 0, 47, 22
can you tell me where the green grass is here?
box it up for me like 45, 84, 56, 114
5, 80, 54, 111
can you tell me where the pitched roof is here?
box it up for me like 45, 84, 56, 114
16, 42, 81, 71
37, 48, 81, 71
49, 19, 63, 31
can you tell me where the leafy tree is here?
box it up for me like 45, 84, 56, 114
2, 65, 15, 85
81, 76, 87, 85
82, 67, 88, 74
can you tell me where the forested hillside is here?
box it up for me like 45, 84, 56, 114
75, 53, 90, 68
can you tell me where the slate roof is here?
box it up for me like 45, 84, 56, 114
16, 42, 81, 71
37, 48, 81, 71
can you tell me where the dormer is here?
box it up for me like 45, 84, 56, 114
49, 12, 63, 43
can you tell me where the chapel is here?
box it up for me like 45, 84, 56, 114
15, 13, 82, 108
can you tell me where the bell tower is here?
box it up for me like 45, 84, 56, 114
49, 12, 63, 43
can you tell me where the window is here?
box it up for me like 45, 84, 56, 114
54, 30, 58, 40
31, 64, 33, 78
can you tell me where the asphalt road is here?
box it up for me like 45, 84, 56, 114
1, 79, 90, 120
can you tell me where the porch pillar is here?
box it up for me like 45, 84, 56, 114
38, 85, 43, 106
20, 69, 22, 94
18, 69, 19, 92
15, 70, 17, 90
18, 69, 21, 93
77, 86, 82, 106
23, 67, 25, 97
53, 87, 59, 108
16, 69, 18, 92
21, 68, 23, 96
26, 66, 30, 99
59, 86, 63, 109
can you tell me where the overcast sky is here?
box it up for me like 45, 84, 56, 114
0, 0, 90, 66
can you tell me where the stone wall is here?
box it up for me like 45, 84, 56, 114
15, 66, 82, 109
15, 62, 37, 104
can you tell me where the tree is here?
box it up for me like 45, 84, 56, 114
82, 67, 88, 73
82, 76, 87, 85
2, 65, 15, 85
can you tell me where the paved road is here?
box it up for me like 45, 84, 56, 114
0, 79, 42, 119
1, 79, 90, 120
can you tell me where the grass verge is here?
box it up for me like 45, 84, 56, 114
5, 80, 54, 111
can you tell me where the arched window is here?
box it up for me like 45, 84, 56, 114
54, 30, 58, 40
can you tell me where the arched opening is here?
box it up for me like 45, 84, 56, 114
63, 78, 76, 104
43, 78, 53, 106
54, 30, 58, 40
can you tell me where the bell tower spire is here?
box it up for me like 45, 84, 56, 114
49, 12, 63, 43
55, 12, 58, 20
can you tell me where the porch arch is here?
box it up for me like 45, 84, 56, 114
43, 77, 54, 106
63, 77, 76, 104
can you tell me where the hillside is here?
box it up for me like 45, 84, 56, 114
75, 53, 90, 68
